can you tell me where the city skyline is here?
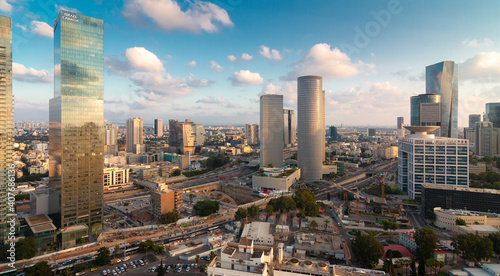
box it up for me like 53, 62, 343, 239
7, 1, 500, 126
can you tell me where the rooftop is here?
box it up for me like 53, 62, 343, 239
423, 184, 500, 195
25, 214, 57, 234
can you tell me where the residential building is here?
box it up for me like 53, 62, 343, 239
398, 126, 469, 199
241, 222, 274, 246
126, 117, 144, 154
283, 109, 296, 147
486, 103, 500, 128
104, 122, 118, 156
49, 10, 104, 231
103, 167, 129, 189
150, 188, 182, 219
252, 167, 300, 191
297, 75, 325, 180
397, 117, 405, 139
410, 93, 441, 136
475, 121, 500, 157
0, 15, 12, 243
426, 61, 458, 138
154, 119, 163, 137
399, 231, 456, 264
422, 184, 500, 214
30, 187, 51, 216
245, 123, 260, 145
260, 94, 284, 168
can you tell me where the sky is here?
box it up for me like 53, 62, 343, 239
7, 0, 500, 127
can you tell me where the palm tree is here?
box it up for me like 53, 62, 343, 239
195, 255, 200, 265
310, 220, 318, 230
210, 251, 216, 261
114, 245, 120, 260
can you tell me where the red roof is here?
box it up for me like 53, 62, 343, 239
383, 245, 414, 259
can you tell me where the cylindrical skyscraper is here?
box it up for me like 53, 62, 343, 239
297, 75, 325, 181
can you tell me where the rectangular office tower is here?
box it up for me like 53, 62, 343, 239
410, 93, 441, 136
397, 117, 404, 139
49, 11, 104, 230
154, 119, 163, 137
0, 16, 12, 243
260, 94, 284, 168
426, 61, 458, 138
398, 126, 469, 200
283, 109, 295, 147
104, 122, 118, 156
329, 126, 338, 142
486, 103, 500, 128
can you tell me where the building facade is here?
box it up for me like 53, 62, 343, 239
398, 126, 469, 200
154, 118, 163, 137
297, 75, 325, 180
426, 61, 458, 138
49, 10, 104, 230
150, 188, 182, 219
397, 117, 404, 139
0, 15, 12, 243
260, 94, 284, 168
469, 114, 481, 128
283, 109, 296, 147
170, 119, 205, 154
245, 123, 260, 145
104, 122, 118, 156
103, 167, 129, 189
475, 121, 500, 157
368, 128, 376, 137
410, 93, 442, 136
486, 103, 500, 128
126, 117, 143, 154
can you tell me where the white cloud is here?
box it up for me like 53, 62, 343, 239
56, 4, 80, 13
261, 82, 281, 95
54, 64, 60, 77
392, 67, 412, 78
196, 97, 228, 104
130, 72, 191, 99
0, 0, 13, 13
284, 43, 374, 80
186, 60, 197, 67
259, 45, 282, 61
461, 38, 494, 48
227, 55, 237, 62
229, 70, 264, 86
16, 21, 54, 39
259, 81, 297, 107
460, 51, 500, 82
241, 53, 253, 61
186, 74, 211, 87
13, 62, 53, 83
228, 53, 253, 63
125, 47, 165, 72
210, 60, 224, 72
123, 0, 233, 33
105, 47, 165, 74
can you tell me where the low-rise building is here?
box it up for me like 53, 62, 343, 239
241, 222, 274, 246
294, 233, 344, 259
103, 167, 129, 189
399, 231, 456, 264
25, 214, 57, 253
433, 207, 500, 232
458, 225, 500, 237
252, 167, 300, 192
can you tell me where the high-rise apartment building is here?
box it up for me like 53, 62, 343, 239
49, 11, 104, 230
126, 117, 143, 154
397, 117, 404, 139
283, 109, 295, 147
469, 114, 481, 129
410, 93, 441, 136
154, 119, 163, 137
464, 114, 481, 147
329, 126, 338, 142
297, 75, 325, 180
260, 94, 284, 168
0, 15, 12, 243
426, 61, 458, 138
245, 123, 260, 145
398, 126, 469, 200
485, 103, 500, 128
475, 121, 500, 157
104, 122, 118, 156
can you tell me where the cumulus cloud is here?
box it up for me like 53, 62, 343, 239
461, 38, 494, 48
123, 0, 233, 33
130, 72, 191, 99
261, 82, 281, 95
56, 4, 80, 13
259, 45, 282, 61
228, 53, 253, 63
284, 43, 374, 80
460, 51, 500, 82
392, 67, 412, 78
0, 0, 13, 12
13, 63, 53, 83
16, 21, 54, 39
186, 60, 197, 67
210, 60, 224, 72
196, 97, 228, 104
186, 74, 211, 87
229, 70, 264, 86
105, 47, 165, 74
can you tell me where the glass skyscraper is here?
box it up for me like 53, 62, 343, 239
283, 109, 295, 147
0, 15, 12, 243
485, 103, 500, 128
297, 75, 325, 180
260, 94, 284, 167
469, 114, 481, 129
49, 11, 104, 230
410, 93, 441, 136
426, 61, 458, 138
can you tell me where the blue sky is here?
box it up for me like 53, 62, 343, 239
7, 0, 500, 127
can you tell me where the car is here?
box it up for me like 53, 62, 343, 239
186, 267, 190, 272
112, 272, 116, 276
132, 264, 136, 269
144, 260, 149, 264
102, 270, 108, 276
166, 267, 170, 273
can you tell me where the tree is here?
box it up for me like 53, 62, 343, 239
195, 255, 200, 265
172, 169, 181, 176
114, 244, 120, 259
16, 237, 37, 260
310, 220, 318, 230
193, 200, 220, 216
139, 240, 155, 253
268, 196, 297, 213
95, 247, 111, 266
414, 228, 438, 276
452, 233, 494, 263
488, 232, 500, 255
351, 234, 384, 269
296, 212, 306, 219
247, 205, 259, 218
235, 208, 247, 221
25, 261, 52, 276
456, 218, 467, 225
425, 209, 437, 221
382, 220, 400, 231
386, 249, 403, 258
157, 259, 165, 276
160, 210, 181, 224
153, 245, 165, 254
210, 251, 216, 261
327, 192, 332, 201
266, 204, 274, 216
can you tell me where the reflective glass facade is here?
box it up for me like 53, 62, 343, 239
49, 11, 104, 229
469, 114, 481, 129
260, 94, 284, 167
297, 76, 325, 180
426, 61, 458, 138
485, 103, 500, 128
283, 109, 295, 147
0, 15, 12, 242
